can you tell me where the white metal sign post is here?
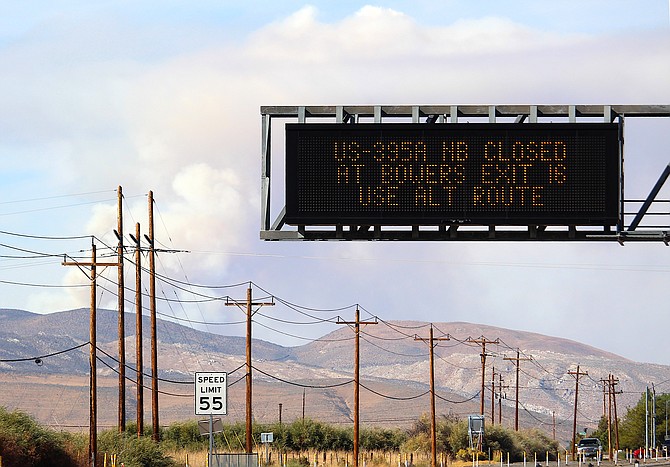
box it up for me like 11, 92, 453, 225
261, 432, 274, 465
195, 372, 227, 467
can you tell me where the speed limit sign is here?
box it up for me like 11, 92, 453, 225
195, 372, 227, 415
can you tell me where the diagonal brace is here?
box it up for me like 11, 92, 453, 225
628, 162, 670, 231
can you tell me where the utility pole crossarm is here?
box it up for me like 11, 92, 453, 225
336, 316, 379, 326
225, 297, 276, 312
413, 333, 450, 345
62, 259, 120, 268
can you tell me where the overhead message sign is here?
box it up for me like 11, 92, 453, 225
285, 123, 620, 226
195, 372, 227, 416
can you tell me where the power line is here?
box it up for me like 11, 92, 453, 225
0, 229, 93, 241
0, 341, 89, 362
252, 365, 354, 389
360, 383, 429, 401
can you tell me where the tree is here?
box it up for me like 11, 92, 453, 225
618, 392, 670, 450
590, 416, 609, 451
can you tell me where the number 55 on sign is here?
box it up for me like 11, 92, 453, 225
195, 372, 227, 415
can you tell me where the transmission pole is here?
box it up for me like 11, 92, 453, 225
498, 373, 508, 426
226, 284, 275, 453
467, 337, 499, 415
653, 384, 657, 452
491, 366, 496, 426
552, 411, 556, 441
600, 378, 609, 417
504, 349, 532, 431
607, 374, 613, 460
63, 242, 118, 467
646, 387, 649, 457
115, 186, 126, 433
131, 223, 144, 438
147, 191, 159, 442
337, 307, 377, 467
568, 365, 588, 461
415, 325, 449, 467
602, 374, 622, 458
612, 375, 621, 453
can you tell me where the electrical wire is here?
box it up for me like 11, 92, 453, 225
0, 278, 87, 288
436, 390, 481, 404
253, 319, 354, 343
0, 229, 93, 241
94, 346, 191, 385
95, 356, 191, 398
0, 341, 89, 362
252, 365, 354, 389
359, 333, 430, 358
254, 309, 341, 326
360, 384, 429, 401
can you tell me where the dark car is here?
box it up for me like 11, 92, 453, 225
577, 438, 602, 459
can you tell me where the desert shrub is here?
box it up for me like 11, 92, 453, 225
98, 430, 177, 467
361, 426, 405, 451
456, 448, 485, 461
0, 407, 76, 467
516, 428, 560, 460
161, 420, 204, 451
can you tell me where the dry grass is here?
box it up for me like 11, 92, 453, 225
162, 449, 488, 467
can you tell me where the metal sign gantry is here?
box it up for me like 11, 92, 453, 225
260, 104, 670, 243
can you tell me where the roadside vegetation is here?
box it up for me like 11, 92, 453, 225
3, 395, 667, 467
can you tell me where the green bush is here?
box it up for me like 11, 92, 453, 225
98, 430, 177, 467
161, 420, 203, 451
0, 407, 77, 467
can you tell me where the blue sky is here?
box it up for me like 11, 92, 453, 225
1, 1, 669, 369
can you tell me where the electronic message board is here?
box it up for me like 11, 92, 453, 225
285, 123, 620, 226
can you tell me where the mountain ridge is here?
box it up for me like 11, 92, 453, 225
0, 308, 664, 441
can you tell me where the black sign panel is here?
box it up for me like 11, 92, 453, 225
285, 123, 620, 226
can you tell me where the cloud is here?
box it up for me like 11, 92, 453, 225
248, 6, 586, 62
1, 4, 669, 364
168, 162, 254, 256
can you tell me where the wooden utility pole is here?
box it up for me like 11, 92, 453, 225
503, 350, 532, 431
600, 379, 609, 417
602, 374, 612, 459
603, 374, 621, 457
467, 337, 499, 415
498, 373, 507, 425
226, 284, 274, 453
63, 242, 118, 467
491, 366, 496, 426
337, 307, 377, 467
131, 223, 144, 438
608, 375, 614, 459
552, 411, 556, 441
115, 186, 126, 433
147, 191, 159, 442
415, 325, 449, 467
613, 376, 620, 453
569, 366, 588, 460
